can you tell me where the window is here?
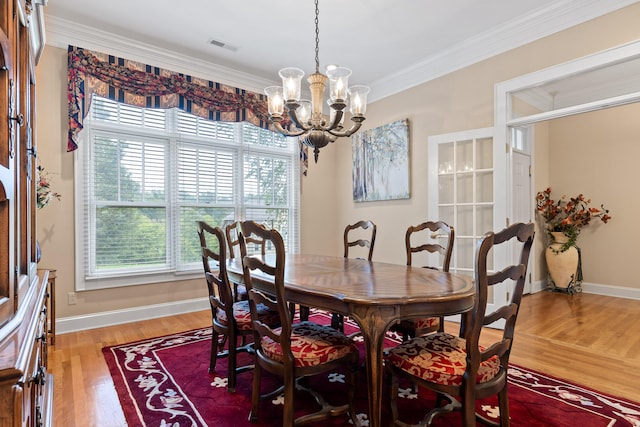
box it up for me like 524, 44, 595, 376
75, 96, 299, 290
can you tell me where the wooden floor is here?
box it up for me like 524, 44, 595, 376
49, 291, 640, 426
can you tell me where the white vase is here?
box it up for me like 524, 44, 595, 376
545, 232, 580, 290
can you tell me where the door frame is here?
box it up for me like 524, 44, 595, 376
494, 40, 640, 292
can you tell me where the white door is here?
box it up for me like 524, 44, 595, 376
511, 147, 533, 294
428, 127, 508, 325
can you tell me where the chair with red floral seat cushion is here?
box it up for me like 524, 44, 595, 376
196, 221, 280, 393
232, 220, 309, 322
331, 220, 378, 331
225, 220, 266, 302
239, 220, 361, 427
391, 221, 454, 341
386, 222, 534, 427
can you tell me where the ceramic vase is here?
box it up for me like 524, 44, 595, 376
545, 231, 579, 289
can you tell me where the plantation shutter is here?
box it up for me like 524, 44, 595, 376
79, 96, 299, 288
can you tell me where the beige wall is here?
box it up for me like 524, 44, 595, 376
301, 3, 640, 282
545, 104, 640, 288
36, 47, 206, 320
36, 3, 640, 320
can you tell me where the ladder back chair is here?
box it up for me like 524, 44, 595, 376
343, 219, 377, 261
226, 220, 266, 259
196, 221, 279, 393
333, 219, 377, 330
240, 220, 361, 426
225, 221, 265, 302
234, 220, 308, 321
392, 221, 454, 340
386, 222, 535, 427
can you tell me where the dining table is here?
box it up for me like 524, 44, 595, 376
226, 253, 475, 427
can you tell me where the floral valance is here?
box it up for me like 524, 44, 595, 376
67, 45, 272, 152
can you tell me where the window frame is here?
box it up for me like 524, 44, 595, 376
74, 98, 299, 291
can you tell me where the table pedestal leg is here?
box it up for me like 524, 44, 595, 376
349, 306, 396, 427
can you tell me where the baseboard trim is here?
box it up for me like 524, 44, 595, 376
580, 282, 640, 300
531, 280, 640, 300
56, 281, 640, 334
56, 297, 209, 334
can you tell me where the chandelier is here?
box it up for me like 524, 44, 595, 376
264, 0, 369, 163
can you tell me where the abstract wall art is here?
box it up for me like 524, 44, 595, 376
351, 118, 410, 202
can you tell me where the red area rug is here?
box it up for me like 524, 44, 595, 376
103, 310, 640, 426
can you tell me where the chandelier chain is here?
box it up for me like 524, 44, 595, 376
314, 0, 320, 73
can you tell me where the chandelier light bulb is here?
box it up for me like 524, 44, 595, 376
326, 67, 352, 102
279, 67, 304, 102
297, 100, 312, 124
348, 85, 370, 116
264, 86, 285, 116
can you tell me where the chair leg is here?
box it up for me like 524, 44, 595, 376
227, 332, 237, 393
288, 302, 296, 320
461, 385, 476, 427
248, 363, 262, 422
331, 313, 344, 332
498, 387, 510, 427
346, 354, 360, 426
388, 370, 400, 425
299, 305, 310, 321
209, 330, 219, 373
283, 371, 296, 427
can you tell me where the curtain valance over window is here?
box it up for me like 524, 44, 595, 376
67, 45, 272, 152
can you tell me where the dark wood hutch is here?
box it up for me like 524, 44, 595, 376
0, 0, 52, 426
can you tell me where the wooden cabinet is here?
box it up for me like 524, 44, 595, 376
0, 271, 52, 427
0, 0, 52, 426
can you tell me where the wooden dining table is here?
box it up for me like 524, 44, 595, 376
226, 253, 474, 427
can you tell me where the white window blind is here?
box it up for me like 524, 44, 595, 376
75, 96, 300, 290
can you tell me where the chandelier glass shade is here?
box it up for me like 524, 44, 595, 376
264, 0, 369, 163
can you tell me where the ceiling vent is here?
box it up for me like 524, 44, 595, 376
207, 38, 238, 52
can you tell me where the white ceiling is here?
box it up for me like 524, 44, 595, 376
43, 0, 639, 102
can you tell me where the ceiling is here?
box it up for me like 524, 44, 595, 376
43, 0, 638, 102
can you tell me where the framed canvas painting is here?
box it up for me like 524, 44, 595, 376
352, 119, 410, 202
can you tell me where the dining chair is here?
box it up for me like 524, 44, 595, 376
225, 221, 265, 302
234, 220, 309, 322
196, 221, 280, 393
226, 220, 266, 259
332, 219, 378, 330
386, 222, 535, 427
343, 219, 377, 261
239, 220, 361, 426
391, 221, 454, 340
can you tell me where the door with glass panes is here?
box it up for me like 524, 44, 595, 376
428, 128, 507, 325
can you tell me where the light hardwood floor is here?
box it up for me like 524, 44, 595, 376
49, 291, 640, 426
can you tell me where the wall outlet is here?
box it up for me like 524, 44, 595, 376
68, 292, 77, 305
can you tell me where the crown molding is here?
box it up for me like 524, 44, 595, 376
45, 15, 278, 94
45, 0, 638, 102
367, 0, 640, 102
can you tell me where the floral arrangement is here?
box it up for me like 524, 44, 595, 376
36, 164, 62, 209
535, 187, 611, 252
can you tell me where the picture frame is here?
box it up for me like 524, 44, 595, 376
351, 118, 410, 202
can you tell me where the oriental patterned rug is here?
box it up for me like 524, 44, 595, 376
103, 310, 640, 426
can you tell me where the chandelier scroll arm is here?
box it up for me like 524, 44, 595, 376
322, 102, 346, 131
271, 117, 308, 138
286, 104, 313, 132
326, 116, 366, 138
